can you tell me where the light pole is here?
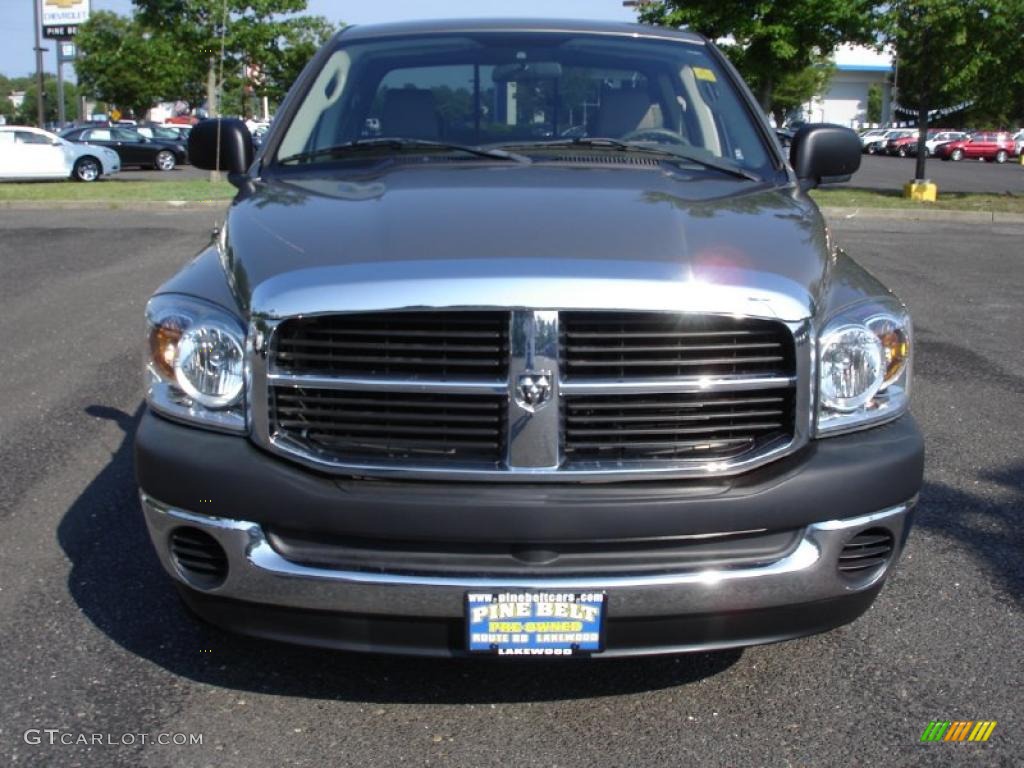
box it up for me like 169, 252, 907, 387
32, 0, 47, 127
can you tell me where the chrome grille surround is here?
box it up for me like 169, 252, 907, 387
249, 311, 812, 482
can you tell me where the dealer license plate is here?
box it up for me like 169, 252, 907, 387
466, 591, 606, 657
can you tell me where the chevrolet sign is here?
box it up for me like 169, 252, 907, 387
41, 0, 90, 40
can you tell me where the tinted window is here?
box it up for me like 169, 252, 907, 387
277, 32, 774, 175
15, 131, 52, 144
114, 128, 144, 142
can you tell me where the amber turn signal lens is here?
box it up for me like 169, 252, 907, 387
875, 324, 909, 385
149, 323, 183, 379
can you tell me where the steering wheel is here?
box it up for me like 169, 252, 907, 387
622, 128, 691, 146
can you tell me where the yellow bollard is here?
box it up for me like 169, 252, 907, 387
903, 180, 937, 202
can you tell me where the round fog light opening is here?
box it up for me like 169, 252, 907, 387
838, 528, 894, 578
169, 527, 228, 589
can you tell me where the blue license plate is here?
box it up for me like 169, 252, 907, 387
466, 591, 606, 656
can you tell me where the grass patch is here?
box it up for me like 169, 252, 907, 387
0, 179, 235, 202
811, 187, 1024, 214
3, 177, 1022, 214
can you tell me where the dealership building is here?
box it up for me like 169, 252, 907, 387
800, 45, 894, 128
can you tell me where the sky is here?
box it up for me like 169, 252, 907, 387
1, 0, 638, 79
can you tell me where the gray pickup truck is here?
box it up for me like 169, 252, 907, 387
136, 19, 923, 658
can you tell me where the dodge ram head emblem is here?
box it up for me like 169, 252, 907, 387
515, 371, 553, 411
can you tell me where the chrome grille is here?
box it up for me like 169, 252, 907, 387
273, 311, 509, 379
256, 310, 808, 480
561, 312, 795, 378
564, 390, 795, 462
270, 387, 506, 465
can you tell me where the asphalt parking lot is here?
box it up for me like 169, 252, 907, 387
840, 153, 1024, 194
0, 208, 1021, 767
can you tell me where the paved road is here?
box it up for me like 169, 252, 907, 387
0, 209, 1021, 767
839, 153, 1024, 194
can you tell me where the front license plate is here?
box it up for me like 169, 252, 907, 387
466, 591, 606, 657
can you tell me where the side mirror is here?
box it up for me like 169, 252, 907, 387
790, 123, 861, 188
188, 118, 253, 174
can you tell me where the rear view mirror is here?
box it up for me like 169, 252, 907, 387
493, 61, 564, 82
790, 124, 861, 188
189, 118, 253, 174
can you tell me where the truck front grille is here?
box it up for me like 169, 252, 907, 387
270, 387, 506, 465
561, 312, 794, 378
564, 390, 795, 462
264, 526, 803, 577
258, 310, 805, 479
273, 311, 509, 379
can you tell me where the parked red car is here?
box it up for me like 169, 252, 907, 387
886, 132, 920, 157
936, 132, 1015, 163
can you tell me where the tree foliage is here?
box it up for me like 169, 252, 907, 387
71, 2, 336, 119
75, 11, 192, 118
16, 76, 78, 125
866, 83, 883, 124
887, 0, 1024, 127
639, 0, 882, 111
770, 57, 836, 125
132, 0, 337, 115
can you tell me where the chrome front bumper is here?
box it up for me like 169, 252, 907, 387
140, 492, 914, 620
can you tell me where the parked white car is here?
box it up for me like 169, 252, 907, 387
925, 131, 968, 156
858, 128, 887, 148
0, 126, 121, 182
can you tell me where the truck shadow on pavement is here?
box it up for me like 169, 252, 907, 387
914, 462, 1024, 609
57, 404, 743, 703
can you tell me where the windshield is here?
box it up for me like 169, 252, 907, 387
275, 32, 775, 176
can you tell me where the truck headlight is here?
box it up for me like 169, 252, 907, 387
145, 294, 247, 433
816, 299, 911, 436
819, 325, 884, 412
174, 323, 245, 408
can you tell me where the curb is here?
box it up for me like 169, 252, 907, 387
0, 199, 232, 210
820, 206, 1024, 224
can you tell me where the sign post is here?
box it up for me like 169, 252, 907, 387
32, 0, 47, 127
56, 41, 76, 128
39, 0, 89, 129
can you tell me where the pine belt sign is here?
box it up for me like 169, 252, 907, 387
41, 0, 91, 40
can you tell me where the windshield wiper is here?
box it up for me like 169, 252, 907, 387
496, 137, 762, 182
278, 138, 529, 165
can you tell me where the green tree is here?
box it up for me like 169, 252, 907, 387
14, 74, 77, 125
0, 74, 16, 123
770, 58, 836, 127
866, 83, 883, 124
886, 0, 1024, 176
75, 11, 190, 119
132, 0, 337, 117
638, 0, 883, 113
252, 15, 336, 105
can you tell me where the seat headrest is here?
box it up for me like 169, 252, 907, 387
592, 88, 654, 138
381, 89, 440, 140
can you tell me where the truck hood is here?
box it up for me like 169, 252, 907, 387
223, 164, 829, 322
